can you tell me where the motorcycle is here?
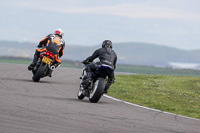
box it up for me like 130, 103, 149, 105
32, 51, 57, 82
77, 62, 114, 103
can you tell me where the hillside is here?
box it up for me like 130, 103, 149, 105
1, 40, 200, 68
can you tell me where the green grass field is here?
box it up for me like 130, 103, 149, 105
1, 57, 200, 77
0, 58, 83, 69
117, 64, 200, 77
0, 58, 31, 64
109, 74, 200, 119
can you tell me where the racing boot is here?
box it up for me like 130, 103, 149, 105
47, 69, 53, 77
28, 54, 38, 71
104, 82, 112, 94
104, 78, 114, 93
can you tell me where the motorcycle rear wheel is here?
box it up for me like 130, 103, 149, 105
32, 62, 47, 82
89, 77, 105, 103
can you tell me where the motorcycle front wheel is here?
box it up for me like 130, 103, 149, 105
77, 85, 85, 100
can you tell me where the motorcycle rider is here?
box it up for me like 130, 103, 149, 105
82, 40, 117, 93
28, 28, 65, 73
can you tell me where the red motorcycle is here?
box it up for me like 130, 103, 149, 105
32, 51, 56, 82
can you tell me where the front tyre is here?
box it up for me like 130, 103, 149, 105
78, 68, 87, 100
77, 85, 85, 100
32, 62, 47, 82
89, 78, 105, 103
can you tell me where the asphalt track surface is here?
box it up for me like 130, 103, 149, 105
0, 63, 199, 133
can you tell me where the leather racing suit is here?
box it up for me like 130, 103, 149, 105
29, 34, 65, 70
36, 34, 65, 64
83, 47, 117, 93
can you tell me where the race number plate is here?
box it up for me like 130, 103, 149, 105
42, 56, 52, 65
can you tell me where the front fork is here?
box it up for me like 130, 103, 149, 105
80, 68, 95, 97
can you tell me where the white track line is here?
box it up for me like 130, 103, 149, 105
103, 94, 200, 121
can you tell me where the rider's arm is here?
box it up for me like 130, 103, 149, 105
114, 56, 117, 70
86, 49, 99, 62
59, 45, 65, 57
38, 36, 48, 48
113, 52, 117, 70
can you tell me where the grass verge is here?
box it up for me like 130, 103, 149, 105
116, 65, 200, 77
109, 74, 200, 119
1, 57, 200, 77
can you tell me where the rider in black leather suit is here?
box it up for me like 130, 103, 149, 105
83, 40, 117, 93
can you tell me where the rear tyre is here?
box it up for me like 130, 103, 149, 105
89, 78, 105, 103
32, 62, 47, 82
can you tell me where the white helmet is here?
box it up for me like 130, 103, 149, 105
54, 28, 64, 38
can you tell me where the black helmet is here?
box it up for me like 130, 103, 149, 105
102, 40, 112, 48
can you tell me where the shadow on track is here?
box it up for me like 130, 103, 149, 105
18, 93, 109, 104
0, 77, 68, 84
0, 77, 33, 82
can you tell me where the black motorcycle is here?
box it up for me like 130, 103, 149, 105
77, 62, 114, 103
32, 51, 57, 82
